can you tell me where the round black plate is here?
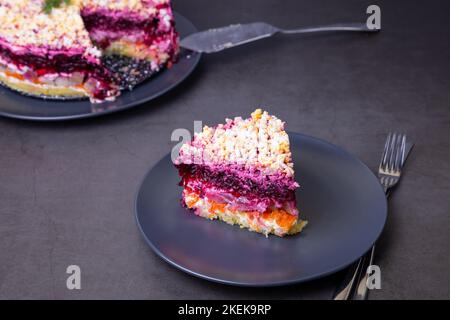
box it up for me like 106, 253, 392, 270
0, 13, 201, 121
135, 133, 387, 286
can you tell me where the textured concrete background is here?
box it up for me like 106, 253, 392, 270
0, 0, 449, 299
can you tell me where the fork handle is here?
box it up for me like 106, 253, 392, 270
333, 257, 364, 300
353, 245, 376, 299
333, 191, 391, 300
353, 190, 392, 299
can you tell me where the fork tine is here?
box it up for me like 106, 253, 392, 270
394, 134, 402, 171
388, 132, 397, 172
392, 133, 399, 171
381, 132, 392, 169
400, 134, 406, 167
396, 134, 406, 171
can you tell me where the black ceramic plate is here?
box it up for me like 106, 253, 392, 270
135, 133, 387, 286
0, 13, 201, 121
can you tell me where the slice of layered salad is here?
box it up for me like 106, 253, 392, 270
0, 0, 179, 103
174, 109, 307, 237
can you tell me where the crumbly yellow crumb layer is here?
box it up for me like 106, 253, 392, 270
102, 40, 169, 62
0, 71, 88, 99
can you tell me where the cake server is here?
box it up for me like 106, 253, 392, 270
180, 22, 379, 53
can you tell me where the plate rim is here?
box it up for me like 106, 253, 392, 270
0, 12, 202, 122
135, 132, 388, 287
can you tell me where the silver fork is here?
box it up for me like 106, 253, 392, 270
334, 133, 412, 300
378, 133, 406, 193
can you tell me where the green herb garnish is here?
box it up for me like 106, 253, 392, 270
43, 0, 71, 14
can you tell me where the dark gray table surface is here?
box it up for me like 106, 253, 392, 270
1, 0, 449, 299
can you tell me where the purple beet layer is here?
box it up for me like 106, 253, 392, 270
0, 42, 116, 100
82, 11, 161, 34
176, 163, 299, 202
81, 3, 174, 34
182, 177, 298, 214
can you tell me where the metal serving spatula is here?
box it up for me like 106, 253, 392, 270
181, 22, 379, 53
